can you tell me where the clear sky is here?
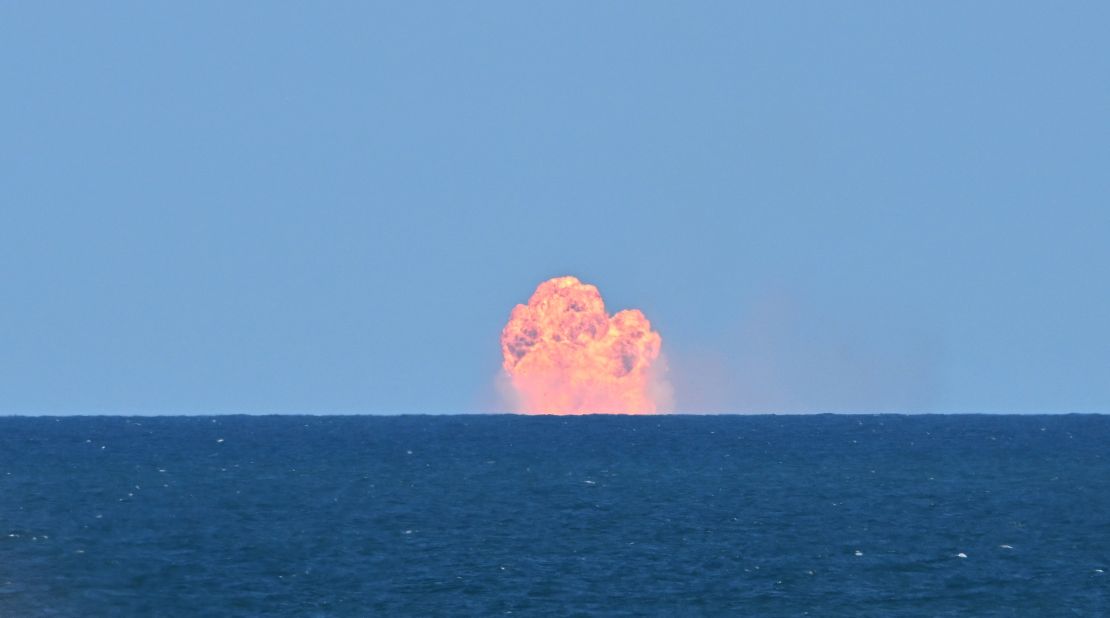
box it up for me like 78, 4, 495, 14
2, 3, 1107, 414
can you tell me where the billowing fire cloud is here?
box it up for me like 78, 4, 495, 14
500, 276, 671, 414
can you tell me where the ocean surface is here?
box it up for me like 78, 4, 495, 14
1, 414, 1107, 616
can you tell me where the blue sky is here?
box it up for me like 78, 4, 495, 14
2, 2, 1107, 414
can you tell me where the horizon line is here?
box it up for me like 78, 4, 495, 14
1, 411, 1107, 418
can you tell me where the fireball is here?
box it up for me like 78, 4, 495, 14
500, 276, 669, 414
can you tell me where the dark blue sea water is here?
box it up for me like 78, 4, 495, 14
1, 415, 1108, 616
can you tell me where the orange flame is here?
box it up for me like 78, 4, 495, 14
500, 276, 669, 414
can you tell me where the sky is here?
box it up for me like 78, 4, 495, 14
2, 2, 1108, 415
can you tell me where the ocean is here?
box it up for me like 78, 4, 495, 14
1, 414, 1107, 616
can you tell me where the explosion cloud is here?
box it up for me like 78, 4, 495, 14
500, 276, 670, 414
